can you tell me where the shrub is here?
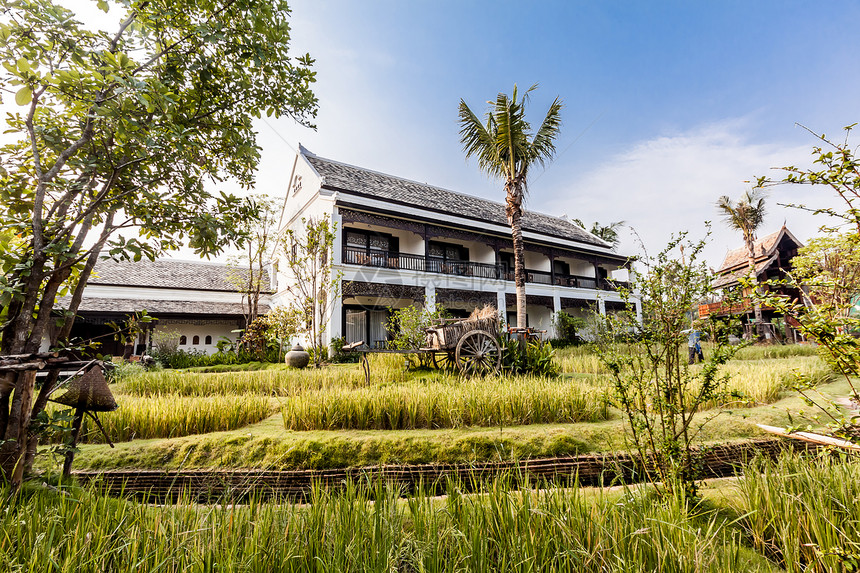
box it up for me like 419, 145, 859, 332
498, 336, 560, 377
329, 336, 360, 363
551, 311, 584, 346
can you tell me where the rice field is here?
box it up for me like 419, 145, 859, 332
50, 395, 276, 442
77, 344, 833, 445
281, 376, 608, 431
737, 453, 860, 572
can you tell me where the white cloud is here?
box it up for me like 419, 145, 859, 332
548, 119, 843, 267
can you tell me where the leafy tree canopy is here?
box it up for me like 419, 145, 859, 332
0, 0, 317, 354
0, 0, 317, 483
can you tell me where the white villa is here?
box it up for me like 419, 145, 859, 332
59, 147, 637, 355
275, 146, 637, 349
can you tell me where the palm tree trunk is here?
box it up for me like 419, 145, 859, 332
511, 209, 527, 330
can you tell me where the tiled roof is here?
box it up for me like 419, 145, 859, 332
304, 152, 612, 249
712, 226, 803, 289
717, 230, 784, 273
88, 258, 273, 293
712, 255, 777, 289
57, 297, 264, 316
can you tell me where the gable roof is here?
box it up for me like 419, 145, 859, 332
302, 151, 613, 250
712, 226, 803, 288
88, 258, 273, 293
57, 297, 261, 317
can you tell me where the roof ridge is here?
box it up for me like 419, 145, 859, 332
304, 151, 604, 238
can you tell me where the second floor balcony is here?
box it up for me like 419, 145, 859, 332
342, 246, 627, 291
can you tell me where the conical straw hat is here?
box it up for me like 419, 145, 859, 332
53, 367, 118, 412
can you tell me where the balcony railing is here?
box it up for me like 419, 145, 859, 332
343, 246, 617, 290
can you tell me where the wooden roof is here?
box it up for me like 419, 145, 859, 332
712, 226, 803, 288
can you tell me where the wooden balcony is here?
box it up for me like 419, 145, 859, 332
698, 300, 774, 318
343, 246, 618, 290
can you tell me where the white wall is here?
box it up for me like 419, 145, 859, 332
559, 256, 594, 277
460, 239, 495, 264
156, 320, 240, 355
524, 250, 551, 272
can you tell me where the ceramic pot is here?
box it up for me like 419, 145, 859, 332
285, 344, 310, 368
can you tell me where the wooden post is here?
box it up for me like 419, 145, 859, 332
62, 406, 86, 478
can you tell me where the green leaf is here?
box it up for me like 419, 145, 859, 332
17, 58, 30, 73
15, 86, 32, 106
96, 0, 109, 12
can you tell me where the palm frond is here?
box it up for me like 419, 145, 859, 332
528, 96, 563, 171
717, 188, 768, 241
458, 99, 502, 179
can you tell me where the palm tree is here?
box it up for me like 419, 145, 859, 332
573, 219, 626, 250
716, 188, 769, 340
458, 85, 562, 330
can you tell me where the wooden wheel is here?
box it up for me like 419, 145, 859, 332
455, 330, 501, 376
432, 351, 455, 371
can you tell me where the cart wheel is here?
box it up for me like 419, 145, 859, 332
455, 330, 501, 376
432, 351, 455, 371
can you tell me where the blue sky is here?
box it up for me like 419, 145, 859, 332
252, 0, 860, 266
32, 1, 860, 265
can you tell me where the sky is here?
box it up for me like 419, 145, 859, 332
15, 1, 860, 267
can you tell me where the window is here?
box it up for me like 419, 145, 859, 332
553, 260, 570, 276
428, 241, 469, 274
345, 309, 367, 344
344, 307, 390, 347
428, 241, 468, 262
192, 335, 200, 345
343, 228, 399, 267
179, 335, 187, 345
204, 335, 212, 345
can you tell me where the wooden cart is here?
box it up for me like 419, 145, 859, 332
421, 317, 501, 376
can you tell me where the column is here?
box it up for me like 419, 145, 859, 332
328, 283, 343, 345
425, 283, 436, 312
331, 206, 343, 266
598, 297, 606, 316
552, 293, 562, 338
496, 290, 506, 323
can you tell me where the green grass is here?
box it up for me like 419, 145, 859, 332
735, 453, 860, 572
0, 476, 781, 572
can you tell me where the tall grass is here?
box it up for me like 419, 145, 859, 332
50, 395, 276, 442
730, 343, 819, 360
117, 367, 364, 397
738, 453, 860, 572
118, 354, 408, 396
0, 479, 760, 572
282, 376, 609, 431
718, 356, 833, 406
554, 345, 610, 374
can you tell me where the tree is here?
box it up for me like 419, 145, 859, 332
716, 188, 769, 340
280, 218, 340, 367
261, 306, 300, 362
596, 232, 737, 500
227, 195, 281, 331
459, 85, 562, 330
753, 125, 860, 444
792, 233, 860, 314
0, 0, 317, 485
573, 219, 626, 250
